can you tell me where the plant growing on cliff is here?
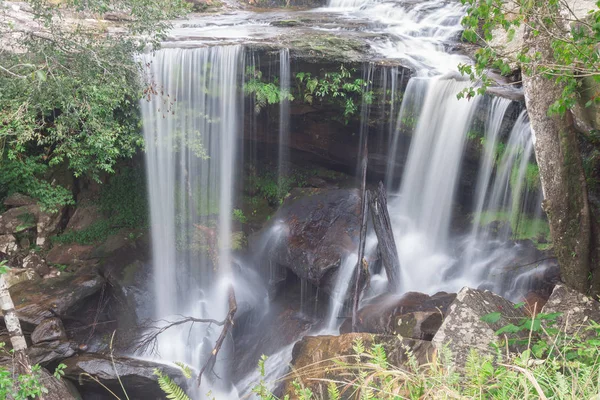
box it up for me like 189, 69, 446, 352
0, 0, 189, 209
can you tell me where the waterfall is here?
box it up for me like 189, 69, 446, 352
140, 45, 245, 395
278, 48, 291, 188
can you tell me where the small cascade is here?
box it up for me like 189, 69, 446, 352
141, 45, 249, 395
387, 75, 481, 294
355, 63, 374, 177
278, 48, 291, 188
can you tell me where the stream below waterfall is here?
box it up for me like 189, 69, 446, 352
139, 0, 554, 397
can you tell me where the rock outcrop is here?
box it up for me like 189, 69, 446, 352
250, 188, 363, 290
541, 284, 600, 337
432, 287, 527, 364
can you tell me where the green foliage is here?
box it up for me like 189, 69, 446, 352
244, 67, 294, 113
252, 169, 307, 206
457, 0, 600, 114
477, 210, 550, 246
53, 167, 147, 245
0, 0, 189, 209
154, 369, 191, 400
296, 65, 373, 122
0, 343, 67, 400
0, 157, 74, 212
232, 208, 248, 224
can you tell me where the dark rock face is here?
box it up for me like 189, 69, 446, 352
31, 317, 67, 344
341, 291, 456, 340
46, 243, 94, 265
63, 353, 188, 399
541, 284, 600, 338
65, 204, 102, 232
10, 267, 105, 326
286, 333, 434, 396
432, 287, 527, 365
28, 340, 77, 366
251, 188, 361, 289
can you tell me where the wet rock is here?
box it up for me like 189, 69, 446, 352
23, 252, 50, 276
31, 317, 67, 344
286, 333, 433, 396
63, 353, 188, 399
0, 234, 19, 257
29, 340, 77, 366
46, 243, 94, 265
2, 267, 41, 288
341, 292, 456, 340
250, 188, 361, 290
432, 287, 527, 365
3, 193, 35, 208
66, 204, 102, 232
9, 268, 105, 326
541, 284, 600, 338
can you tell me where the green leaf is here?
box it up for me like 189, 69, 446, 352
481, 312, 502, 324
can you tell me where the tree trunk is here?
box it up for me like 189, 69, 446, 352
0, 274, 32, 375
522, 15, 597, 294
368, 182, 401, 290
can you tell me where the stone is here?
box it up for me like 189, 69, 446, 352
341, 291, 456, 340
23, 252, 50, 276
39, 367, 81, 400
63, 353, 189, 399
36, 208, 64, 248
31, 317, 67, 344
2, 267, 41, 288
3, 193, 35, 208
432, 287, 527, 365
28, 340, 77, 366
66, 204, 102, 232
250, 188, 364, 290
541, 284, 600, 338
286, 333, 434, 396
46, 243, 94, 265
9, 268, 105, 326
0, 234, 19, 257
0, 205, 38, 234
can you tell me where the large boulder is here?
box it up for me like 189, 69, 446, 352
66, 204, 102, 232
286, 333, 434, 397
9, 267, 105, 326
46, 243, 94, 266
31, 317, 67, 344
28, 340, 77, 366
0, 205, 38, 234
250, 188, 361, 289
341, 291, 456, 340
63, 353, 189, 399
432, 287, 527, 365
3, 193, 35, 208
541, 284, 600, 337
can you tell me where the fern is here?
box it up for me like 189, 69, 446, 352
327, 382, 340, 400
174, 362, 192, 379
154, 369, 191, 400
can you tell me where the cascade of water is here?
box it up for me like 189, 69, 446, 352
278, 48, 291, 188
141, 45, 246, 395
355, 63, 374, 177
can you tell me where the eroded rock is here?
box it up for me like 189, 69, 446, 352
23, 252, 50, 276
341, 291, 456, 340
31, 317, 67, 344
0, 234, 18, 257
541, 284, 600, 337
432, 287, 527, 365
10, 268, 105, 326
63, 353, 188, 399
29, 340, 77, 366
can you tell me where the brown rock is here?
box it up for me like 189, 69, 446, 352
3, 193, 35, 208
9, 268, 104, 326
0, 205, 38, 234
46, 243, 94, 265
31, 317, 67, 344
286, 333, 434, 397
36, 208, 64, 248
523, 291, 549, 316
341, 291, 456, 340
66, 205, 102, 232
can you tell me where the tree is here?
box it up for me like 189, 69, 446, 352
0, 0, 189, 210
458, 0, 600, 293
